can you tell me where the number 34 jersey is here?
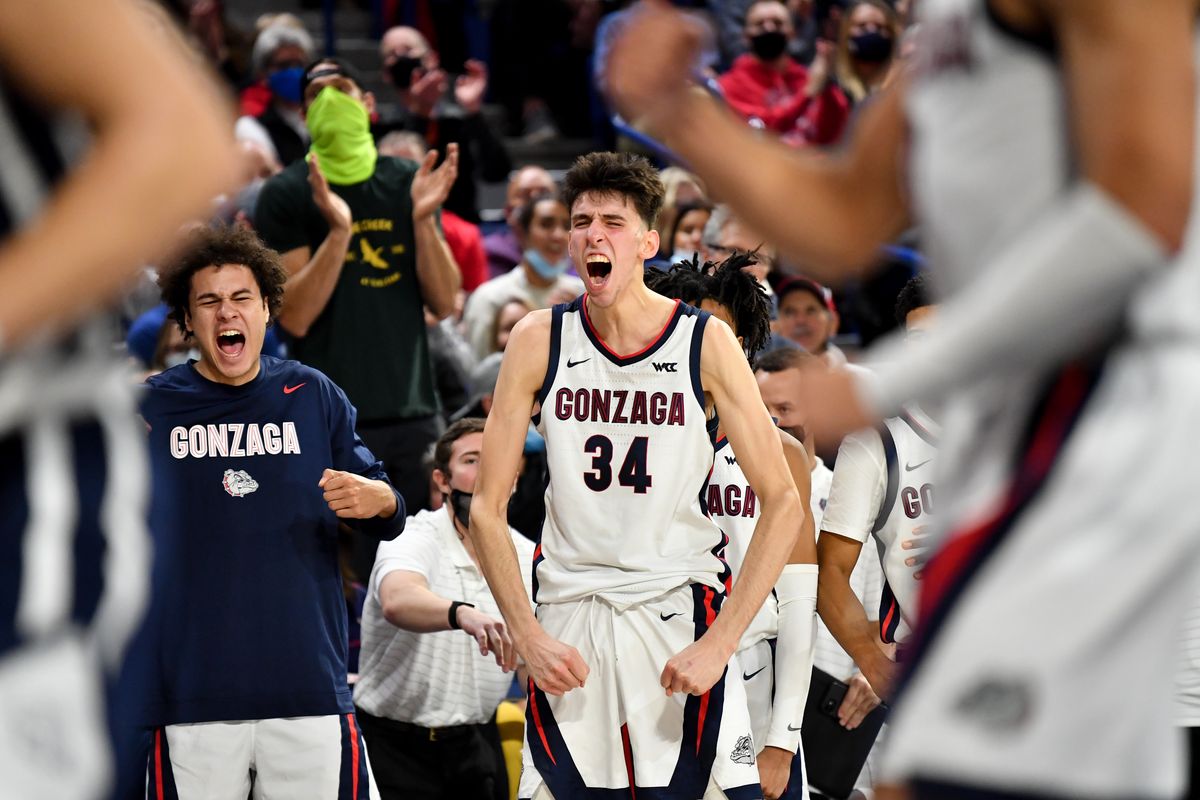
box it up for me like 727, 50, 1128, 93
533, 296, 728, 608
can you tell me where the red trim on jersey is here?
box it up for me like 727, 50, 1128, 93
694, 587, 719, 754
880, 596, 898, 641
155, 728, 164, 800
919, 366, 1090, 620
529, 678, 557, 765
621, 723, 637, 797
582, 297, 681, 359
347, 713, 361, 799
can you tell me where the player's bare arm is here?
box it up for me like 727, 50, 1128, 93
605, 0, 909, 276
0, 0, 238, 348
1041, 0, 1195, 249
661, 319, 802, 697
379, 570, 515, 670
411, 143, 463, 319
806, 0, 1200, 434
472, 311, 590, 694
779, 433, 817, 567
817, 531, 895, 697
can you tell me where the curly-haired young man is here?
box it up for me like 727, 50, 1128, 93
141, 225, 404, 799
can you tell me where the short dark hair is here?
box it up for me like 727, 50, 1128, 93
645, 251, 773, 360
300, 57, 366, 106
754, 345, 816, 373
514, 190, 565, 234
562, 152, 665, 229
433, 417, 487, 477
158, 225, 288, 339
894, 272, 934, 326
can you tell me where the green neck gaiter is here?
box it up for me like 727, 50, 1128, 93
306, 86, 377, 185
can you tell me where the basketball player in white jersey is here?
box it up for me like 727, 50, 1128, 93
470, 152, 804, 800
607, 1, 1200, 798
755, 346, 887, 797
817, 276, 937, 699
645, 254, 820, 800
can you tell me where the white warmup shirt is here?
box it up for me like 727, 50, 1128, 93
354, 508, 535, 727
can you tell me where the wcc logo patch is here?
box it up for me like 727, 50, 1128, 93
729, 734, 755, 765
222, 469, 259, 498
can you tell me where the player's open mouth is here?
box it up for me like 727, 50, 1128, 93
585, 254, 612, 285
217, 329, 246, 359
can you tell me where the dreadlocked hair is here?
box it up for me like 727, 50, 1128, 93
709, 250, 772, 360
644, 251, 772, 362
644, 252, 713, 307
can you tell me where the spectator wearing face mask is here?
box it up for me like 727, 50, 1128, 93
374, 26, 511, 223
460, 192, 583, 361
834, 0, 902, 105
717, 0, 848, 145
234, 23, 314, 168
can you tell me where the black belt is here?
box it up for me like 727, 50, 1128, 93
356, 707, 488, 742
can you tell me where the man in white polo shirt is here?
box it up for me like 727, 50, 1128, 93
353, 417, 535, 800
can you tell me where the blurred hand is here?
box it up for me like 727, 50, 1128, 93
411, 143, 459, 221
756, 746, 793, 800
807, 38, 835, 94
792, 363, 877, 451
606, 1, 706, 131
306, 153, 352, 233
454, 60, 489, 115
457, 606, 517, 671
408, 67, 448, 117
319, 469, 397, 519
837, 672, 881, 729
519, 627, 589, 696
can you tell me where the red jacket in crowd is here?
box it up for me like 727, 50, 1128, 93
717, 54, 850, 146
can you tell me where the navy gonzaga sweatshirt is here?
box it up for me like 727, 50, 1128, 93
141, 356, 404, 724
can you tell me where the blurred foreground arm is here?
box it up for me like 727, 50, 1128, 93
0, 0, 238, 349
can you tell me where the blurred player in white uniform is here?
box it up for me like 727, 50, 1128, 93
470, 152, 803, 800
609, 1, 1200, 797
646, 254, 819, 800
0, 2, 234, 797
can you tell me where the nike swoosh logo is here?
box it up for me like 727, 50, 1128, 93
660, 612, 682, 621
787, 723, 801, 731
283, 383, 307, 394
743, 666, 767, 681
905, 459, 931, 471
567, 358, 590, 368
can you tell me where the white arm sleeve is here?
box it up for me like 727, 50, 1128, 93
765, 563, 819, 752
859, 183, 1168, 418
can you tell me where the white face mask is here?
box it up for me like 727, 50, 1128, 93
670, 249, 701, 265
163, 348, 200, 369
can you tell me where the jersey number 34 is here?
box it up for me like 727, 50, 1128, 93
583, 435, 652, 493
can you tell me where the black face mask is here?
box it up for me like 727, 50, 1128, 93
388, 56, 423, 90
448, 488, 519, 532
749, 30, 789, 61
449, 489, 473, 530
848, 31, 894, 63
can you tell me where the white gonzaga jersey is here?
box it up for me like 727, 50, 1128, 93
822, 407, 938, 645
709, 437, 775, 650
533, 297, 727, 606
872, 409, 938, 644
